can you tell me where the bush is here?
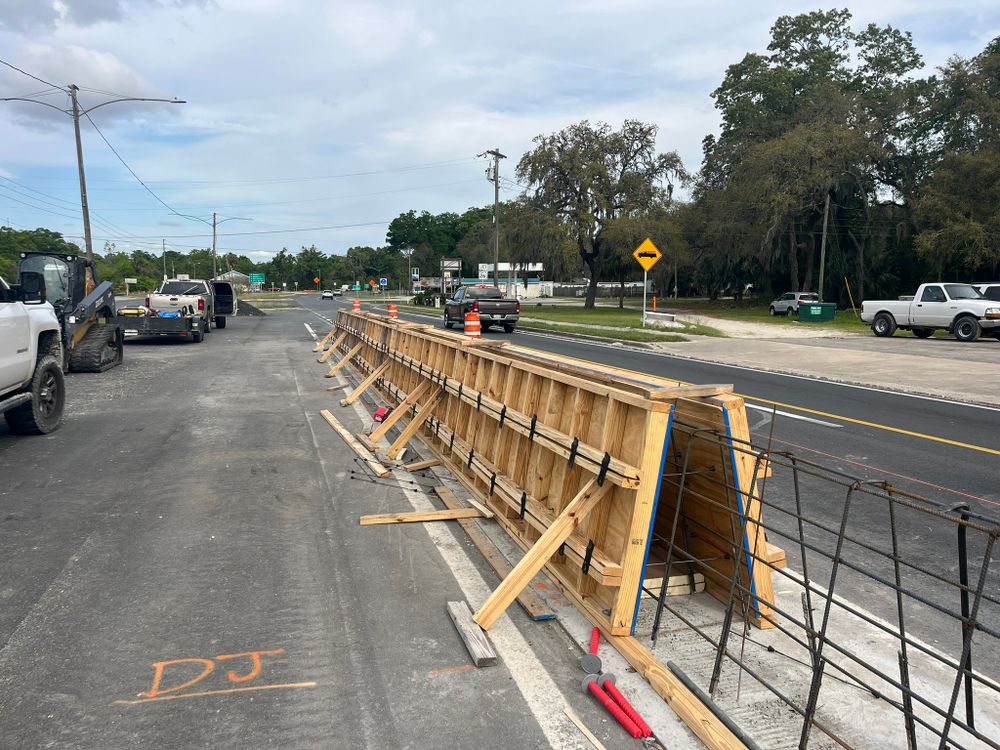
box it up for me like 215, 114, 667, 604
413, 291, 445, 306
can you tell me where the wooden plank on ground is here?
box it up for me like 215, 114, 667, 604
435, 485, 554, 622
316, 331, 347, 361
313, 327, 341, 353
403, 458, 440, 471
359, 508, 482, 526
340, 361, 391, 406
325, 341, 362, 377
446, 601, 498, 668
474, 479, 611, 630
319, 409, 389, 477
563, 707, 608, 750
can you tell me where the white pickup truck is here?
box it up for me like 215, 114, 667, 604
860, 283, 1000, 342
0, 274, 66, 434
145, 279, 237, 342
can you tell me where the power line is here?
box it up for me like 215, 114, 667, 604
72, 219, 393, 240
82, 111, 206, 226
0, 58, 64, 92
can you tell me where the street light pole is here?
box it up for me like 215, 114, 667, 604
1, 87, 185, 262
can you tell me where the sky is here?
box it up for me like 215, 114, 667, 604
0, 0, 997, 264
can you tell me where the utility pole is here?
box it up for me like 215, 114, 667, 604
212, 212, 218, 279
162, 239, 166, 280
68, 86, 94, 261
481, 148, 506, 287
818, 192, 830, 300
1, 86, 185, 263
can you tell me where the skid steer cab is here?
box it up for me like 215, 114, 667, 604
17, 251, 124, 373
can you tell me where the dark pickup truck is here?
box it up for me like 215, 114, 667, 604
443, 285, 520, 332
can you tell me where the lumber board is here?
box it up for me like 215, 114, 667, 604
403, 458, 440, 471
340, 361, 391, 406
316, 331, 347, 362
325, 341, 363, 377
446, 601, 498, 668
474, 480, 611, 630
319, 409, 389, 477
312, 326, 336, 352
385, 388, 444, 460
435, 485, 554, 621
365, 382, 429, 444
563, 708, 608, 750
359, 508, 482, 526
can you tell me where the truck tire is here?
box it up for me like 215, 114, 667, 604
5, 355, 65, 434
192, 327, 204, 343
214, 316, 226, 329
503, 324, 516, 333
69, 323, 124, 372
443, 313, 453, 329
913, 328, 934, 339
872, 312, 897, 337
953, 315, 981, 342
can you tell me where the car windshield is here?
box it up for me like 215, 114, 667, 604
944, 284, 983, 300
159, 281, 204, 294
466, 287, 503, 299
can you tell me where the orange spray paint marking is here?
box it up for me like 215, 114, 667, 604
142, 658, 215, 698
215, 648, 285, 684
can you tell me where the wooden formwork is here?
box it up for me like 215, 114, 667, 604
325, 311, 777, 635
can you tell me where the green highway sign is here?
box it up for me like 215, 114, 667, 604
249, 273, 265, 283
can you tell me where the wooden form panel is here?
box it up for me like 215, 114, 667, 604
326, 311, 776, 635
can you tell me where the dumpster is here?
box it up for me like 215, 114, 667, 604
800, 302, 837, 322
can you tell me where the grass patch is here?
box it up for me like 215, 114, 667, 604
254, 301, 299, 309
521, 321, 688, 342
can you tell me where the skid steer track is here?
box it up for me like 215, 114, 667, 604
69, 323, 124, 373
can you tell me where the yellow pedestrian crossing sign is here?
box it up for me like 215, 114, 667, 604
632, 238, 662, 272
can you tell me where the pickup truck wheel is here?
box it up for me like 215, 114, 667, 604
214, 316, 226, 329
5, 355, 65, 435
953, 315, 981, 342
872, 312, 897, 337
503, 324, 516, 333
443, 313, 453, 329
192, 328, 204, 343
913, 328, 934, 339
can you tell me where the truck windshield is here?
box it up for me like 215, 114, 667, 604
19, 255, 71, 306
944, 284, 983, 300
159, 282, 204, 294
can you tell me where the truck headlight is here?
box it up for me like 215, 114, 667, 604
985, 308, 1000, 319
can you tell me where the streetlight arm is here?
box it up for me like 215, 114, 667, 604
0, 97, 70, 114
81, 97, 185, 116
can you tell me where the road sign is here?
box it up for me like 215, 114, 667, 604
632, 238, 662, 272
313, 276, 320, 284
250, 273, 265, 284
369, 279, 376, 287
124, 277, 138, 284
379, 277, 388, 287
478, 266, 489, 280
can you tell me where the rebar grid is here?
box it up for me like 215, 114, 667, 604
642, 418, 1000, 750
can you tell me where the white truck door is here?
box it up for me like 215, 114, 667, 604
913, 285, 951, 327
0, 297, 31, 389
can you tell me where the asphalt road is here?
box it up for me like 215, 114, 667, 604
302, 296, 1000, 675
0, 309, 670, 749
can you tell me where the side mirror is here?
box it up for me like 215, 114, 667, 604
19, 271, 47, 303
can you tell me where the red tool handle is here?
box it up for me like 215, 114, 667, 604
603, 680, 653, 737
588, 626, 600, 656
586, 682, 642, 738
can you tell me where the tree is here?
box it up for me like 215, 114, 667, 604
517, 120, 685, 307
601, 205, 688, 307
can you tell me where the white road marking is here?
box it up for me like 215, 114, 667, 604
745, 402, 843, 428
303, 323, 317, 340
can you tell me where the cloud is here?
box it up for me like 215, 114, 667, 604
0, 0, 998, 254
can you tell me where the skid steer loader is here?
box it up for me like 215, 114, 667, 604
17, 251, 124, 373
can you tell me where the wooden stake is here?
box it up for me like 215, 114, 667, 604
563, 707, 608, 750
359, 508, 482, 526
319, 409, 389, 477
325, 342, 362, 378
316, 331, 347, 362
474, 480, 610, 630
403, 458, 440, 471
446, 601, 498, 668
340, 361, 391, 406
385, 388, 443, 460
